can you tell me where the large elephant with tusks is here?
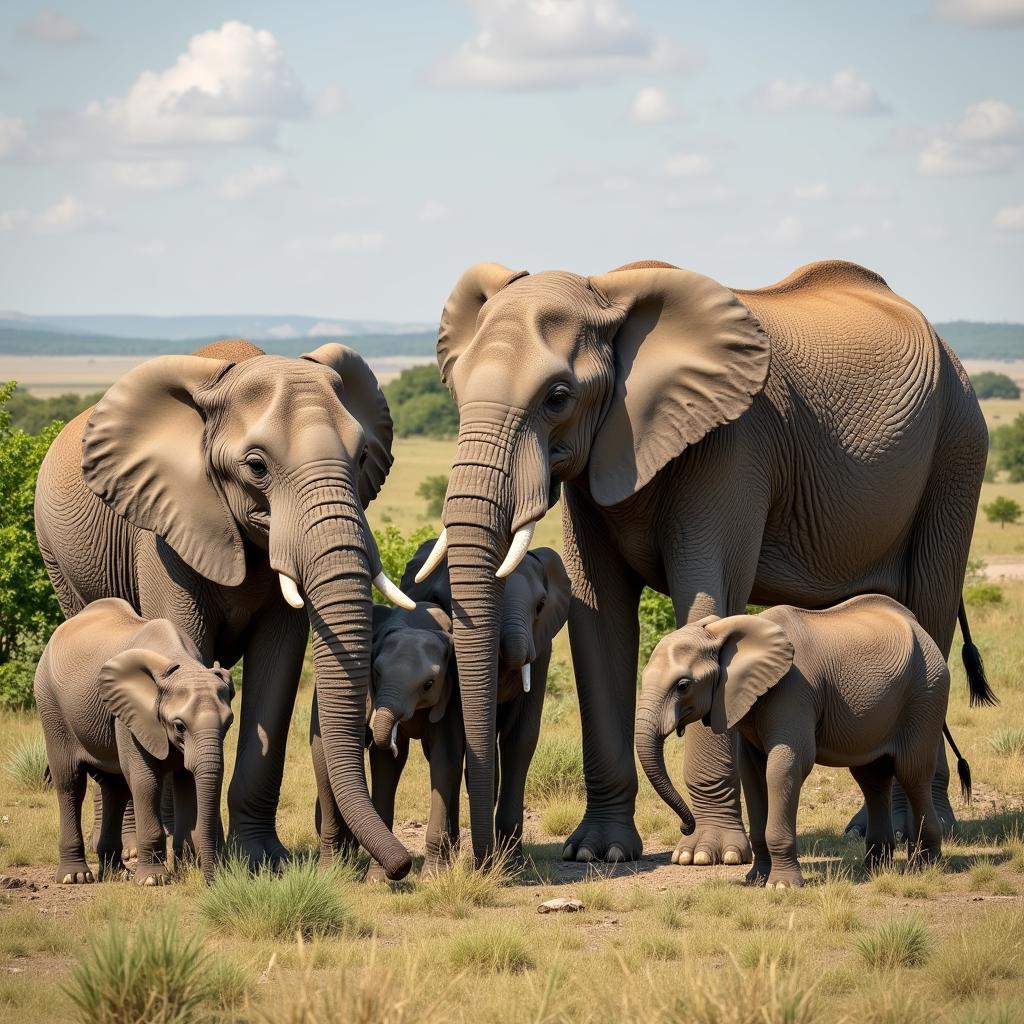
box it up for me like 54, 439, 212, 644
422, 258, 990, 867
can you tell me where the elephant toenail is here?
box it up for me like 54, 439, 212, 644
607, 845, 624, 863
694, 851, 712, 866
62, 874, 71, 884
670, 850, 679, 864
577, 847, 594, 863
723, 849, 741, 865
677, 849, 693, 865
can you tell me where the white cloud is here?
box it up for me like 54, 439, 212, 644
0, 116, 30, 162
16, 9, 91, 46
81, 21, 309, 149
97, 160, 193, 191
315, 83, 347, 116
661, 152, 712, 177
416, 200, 450, 224
994, 205, 1024, 232
629, 86, 676, 124
222, 163, 289, 200
35, 195, 105, 233
424, 0, 689, 90
763, 216, 802, 245
918, 99, 1024, 175
267, 324, 300, 339
934, 0, 1024, 25
0, 208, 30, 232
759, 69, 889, 115
308, 321, 351, 337
793, 182, 831, 202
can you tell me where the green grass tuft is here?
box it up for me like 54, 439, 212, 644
858, 915, 931, 970
928, 909, 1023, 1000
525, 736, 585, 803
539, 798, 583, 838
448, 922, 535, 974
989, 728, 1024, 757
4, 738, 48, 791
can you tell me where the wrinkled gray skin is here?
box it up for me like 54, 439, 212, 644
637, 596, 956, 887
34, 598, 234, 885
34, 339, 411, 879
400, 540, 571, 867
433, 259, 987, 866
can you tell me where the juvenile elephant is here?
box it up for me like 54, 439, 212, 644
34, 339, 413, 879
636, 596, 971, 887
424, 258, 989, 866
402, 539, 571, 861
35, 598, 235, 885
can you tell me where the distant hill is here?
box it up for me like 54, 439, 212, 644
934, 322, 1024, 361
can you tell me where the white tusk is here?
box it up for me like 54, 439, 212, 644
373, 572, 416, 611
390, 722, 399, 758
279, 574, 304, 609
414, 528, 448, 583
496, 521, 536, 579
521, 662, 532, 694
369, 709, 377, 734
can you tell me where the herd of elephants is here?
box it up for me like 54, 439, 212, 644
29, 257, 996, 892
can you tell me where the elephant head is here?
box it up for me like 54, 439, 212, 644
421, 260, 771, 859
81, 342, 413, 878
99, 649, 235, 882
369, 602, 454, 752
635, 615, 794, 833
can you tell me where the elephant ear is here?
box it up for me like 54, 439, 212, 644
437, 263, 529, 400
82, 355, 245, 587
400, 538, 453, 612
529, 548, 571, 652
703, 615, 794, 733
301, 343, 394, 507
586, 266, 771, 507
98, 648, 173, 760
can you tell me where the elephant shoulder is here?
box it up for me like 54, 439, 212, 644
734, 260, 891, 299
190, 338, 266, 361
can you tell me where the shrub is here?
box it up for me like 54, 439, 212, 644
373, 525, 437, 603
448, 922, 535, 974
4, 737, 48, 791
858, 915, 931, 969
965, 583, 1004, 607
525, 736, 585, 803
972, 371, 1020, 400
984, 496, 1022, 529
383, 365, 459, 438
198, 858, 351, 939
989, 728, 1024, 757
416, 474, 448, 519
5, 388, 101, 434
638, 588, 676, 669
992, 416, 1024, 482
65, 916, 216, 1024
0, 658, 37, 711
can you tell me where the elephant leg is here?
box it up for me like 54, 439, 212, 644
96, 775, 130, 880
91, 787, 138, 859
561, 491, 644, 864
423, 703, 466, 875
366, 735, 409, 882
738, 740, 770, 885
763, 738, 813, 888
898, 763, 943, 866
54, 763, 94, 884
130, 769, 171, 886
310, 689, 356, 869
850, 758, 895, 870
171, 770, 198, 869
227, 608, 308, 869
495, 649, 550, 859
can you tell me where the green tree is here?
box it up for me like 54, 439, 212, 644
0, 381, 64, 707
383, 365, 458, 438
971, 371, 1020, 401
991, 414, 1024, 482
6, 389, 102, 434
416, 474, 448, 519
372, 525, 438, 605
984, 495, 1022, 529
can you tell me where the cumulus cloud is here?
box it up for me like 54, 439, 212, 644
416, 200, 450, 224
80, 21, 309, 149
758, 69, 889, 115
994, 205, 1024, 232
793, 182, 831, 201
918, 99, 1023, 175
222, 163, 290, 200
661, 152, 712, 177
629, 86, 676, 123
933, 0, 1024, 25
35, 195, 105, 233
0, 116, 31, 162
97, 160, 193, 191
16, 9, 91, 46
423, 0, 690, 90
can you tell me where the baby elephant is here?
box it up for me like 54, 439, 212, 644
35, 598, 234, 885
636, 595, 969, 888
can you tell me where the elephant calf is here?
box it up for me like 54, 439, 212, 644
636, 595, 970, 888
35, 598, 234, 885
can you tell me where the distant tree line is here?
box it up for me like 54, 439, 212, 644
6, 388, 102, 434
971, 371, 1021, 401
383, 364, 458, 438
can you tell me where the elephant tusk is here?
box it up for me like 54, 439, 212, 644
373, 572, 416, 611
495, 521, 536, 579
521, 662, 532, 693
279, 573, 304, 609
413, 528, 448, 583
390, 723, 399, 758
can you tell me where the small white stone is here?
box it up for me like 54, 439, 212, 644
538, 897, 584, 914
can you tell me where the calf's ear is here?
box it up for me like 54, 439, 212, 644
98, 649, 173, 760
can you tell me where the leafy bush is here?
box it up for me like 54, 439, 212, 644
383, 365, 458, 438
373, 525, 437, 604
971, 371, 1021, 400
991, 415, 1024, 483
5, 737, 48, 791
965, 582, 1004, 607
5, 388, 101, 434
416, 474, 448, 519
984, 495, 1022, 529
638, 588, 676, 670
0, 656, 38, 710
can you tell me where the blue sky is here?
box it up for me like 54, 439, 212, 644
0, 1, 1022, 322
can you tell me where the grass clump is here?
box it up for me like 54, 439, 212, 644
448, 921, 535, 974
575, 874, 616, 912
4, 738, 48, 791
928, 909, 1022, 1000
65, 916, 219, 1024
816, 876, 860, 933
736, 932, 798, 970
540, 798, 583, 838
525, 736, 585, 802
692, 879, 741, 918
989, 728, 1024, 757
858, 915, 931, 970
408, 850, 510, 918
198, 857, 350, 940
0, 908, 72, 961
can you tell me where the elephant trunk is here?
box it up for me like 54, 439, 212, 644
189, 730, 224, 884
294, 475, 411, 879
371, 705, 399, 752
634, 707, 696, 835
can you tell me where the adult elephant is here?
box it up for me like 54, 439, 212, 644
423, 258, 989, 866
34, 339, 413, 879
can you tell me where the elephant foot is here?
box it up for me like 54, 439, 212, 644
56, 860, 95, 885
134, 863, 172, 886
228, 829, 291, 872
562, 812, 642, 864
672, 822, 751, 866
744, 860, 771, 886
97, 853, 129, 881
121, 833, 138, 861
932, 788, 957, 835
767, 867, 804, 889
844, 806, 866, 838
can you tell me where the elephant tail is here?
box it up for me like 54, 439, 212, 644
958, 599, 998, 708
942, 721, 972, 804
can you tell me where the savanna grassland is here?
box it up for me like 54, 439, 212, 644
2, 402, 1024, 1024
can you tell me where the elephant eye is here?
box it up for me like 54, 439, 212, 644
676, 678, 692, 693
536, 597, 546, 616
423, 679, 434, 692
359, 446, 369, 468
173, 720, 186, 735
544, 384, 573, 414
245, 454, 268, 480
